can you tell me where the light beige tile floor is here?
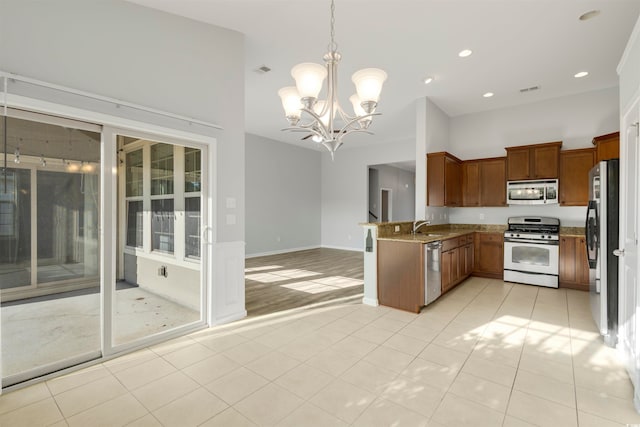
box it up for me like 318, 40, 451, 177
2, 277, 640, 426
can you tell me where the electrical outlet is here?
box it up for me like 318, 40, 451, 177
394, 225, 400, 232
276, 236, 281, 242
479, 213, 485, 220
348, 234, 352, 240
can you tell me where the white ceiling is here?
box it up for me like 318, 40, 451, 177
127, 0, 640, 152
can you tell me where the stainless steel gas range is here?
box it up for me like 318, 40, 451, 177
503, 216, 560, 288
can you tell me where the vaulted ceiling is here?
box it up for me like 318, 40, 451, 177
128, 0, 640, 150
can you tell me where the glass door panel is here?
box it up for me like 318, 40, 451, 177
1, 114, 101, 387
37, 171, 100, 283
0, 169, 31, 290
115, 136, 203, 346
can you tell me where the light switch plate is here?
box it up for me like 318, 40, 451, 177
226, 197, 236, 209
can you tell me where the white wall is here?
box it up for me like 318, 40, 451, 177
1, 0, 245, 244
245, 133, 321, 256
619, 15, 640, 112
449, 87, 619, 159
321, 139, 415, 251
2, 0, 247, 325
369, 164, 415, 222
416, 97, 451, 224
446, 87, 620, 226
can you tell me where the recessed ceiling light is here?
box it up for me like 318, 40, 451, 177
574, 71, 589, 78
423, 76, 434, 85
458, 49, 473, 58
483, 92, 494, 98
579, 10, 600, 21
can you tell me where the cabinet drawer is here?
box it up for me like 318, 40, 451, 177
442, 237, 460, 251
462, 233, 474, 244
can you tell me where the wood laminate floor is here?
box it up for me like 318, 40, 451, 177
245, 248, 364, 317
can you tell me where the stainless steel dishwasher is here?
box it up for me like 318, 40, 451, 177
425, 241, 442, 305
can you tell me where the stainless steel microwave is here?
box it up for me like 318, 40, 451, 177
507, 179, 559, 205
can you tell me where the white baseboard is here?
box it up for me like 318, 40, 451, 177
245, 245, 321, 258
362, 297, 379, 307
211, 309, 247, 326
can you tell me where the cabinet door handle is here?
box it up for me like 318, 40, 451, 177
613, 249, 625, 257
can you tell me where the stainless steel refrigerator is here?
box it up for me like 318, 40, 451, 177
586, 159, 619, 347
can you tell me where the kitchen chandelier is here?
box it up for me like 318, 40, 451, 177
277, 0, 387, 159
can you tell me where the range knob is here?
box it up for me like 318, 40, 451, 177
516, 234, 520, 237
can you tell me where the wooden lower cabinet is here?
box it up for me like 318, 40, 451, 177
461, 243, 474, 277
559, 236, 590, 291
442, 248, 459, 293
441, 234, 474, 294
377, 240, 424, 313
473, 232, 504, 279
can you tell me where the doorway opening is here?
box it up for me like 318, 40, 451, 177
367, 163, 416, 224
380, 188, 392, 222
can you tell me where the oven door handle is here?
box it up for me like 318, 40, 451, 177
504, 238, 559, 245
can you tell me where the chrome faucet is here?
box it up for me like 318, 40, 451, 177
412, 220, 431, 235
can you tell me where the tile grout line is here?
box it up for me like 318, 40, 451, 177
567, 289, 582, 427
423, 278, 511, 425
497, 284, 538, 427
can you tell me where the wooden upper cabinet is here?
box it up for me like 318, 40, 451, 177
445, 156, 462, 207
592, 131, 620, 162
559, 148, 595, 206
462, 161, 480, 207
427, 152, 462, 207
480, 157, 507, 206
506, 141, 562, 180
505, 147, 531, 180
462, 157, 506, 207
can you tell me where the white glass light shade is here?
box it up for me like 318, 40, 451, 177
278, 86, 302, 119
351, 68, 387, 103
313, 100, 333, 126
291, 63, 327, 99
349, 94, 366, 116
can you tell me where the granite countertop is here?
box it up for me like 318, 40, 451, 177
377, 229, 474, 244
375, 223, 586, 243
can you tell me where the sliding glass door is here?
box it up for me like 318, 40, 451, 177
113, 134, 205, 347
1, 113, 208, 387
1, 112, 101, 386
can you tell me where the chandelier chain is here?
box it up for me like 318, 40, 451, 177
329, 0, 337, 52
